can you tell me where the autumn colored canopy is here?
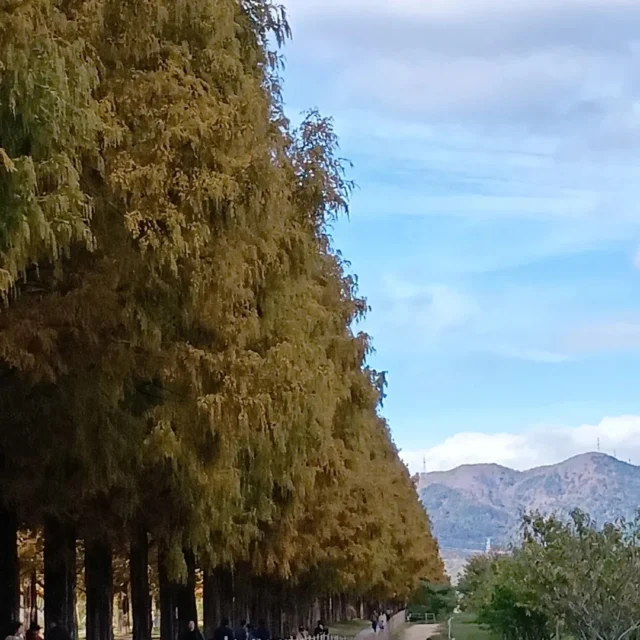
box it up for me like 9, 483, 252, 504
0, 0, 443, 637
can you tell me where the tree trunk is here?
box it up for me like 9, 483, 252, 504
116, 594, 124, 635
44, 517, 77, 639
203, 572, 218, 640
267, 583, 282, 640
30, 569, 38, 625
249, 577, 264, 628
0, 505, 19, 634
318, 598, 328, 627
281, 586, 296, 640
23, 577, 30, 627
177, 550, 197, 635
215, 568, 233, 623
158, 553, 178, 640
232, 587, 243, 630
85, 539, 113, 640
231, 565, 248, 628
130, 526, 151, 640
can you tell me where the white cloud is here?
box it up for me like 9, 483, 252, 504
568, 319, 640, 351
339, 48, 621, 128
284, 0, 640, 144
286, 0, 640, 21
401, 415, 640, 472
380, 277, 479, 337
487, 345, 572, 363
376, 275, 584, 361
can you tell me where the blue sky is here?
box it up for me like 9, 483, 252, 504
281, 0, 640, 471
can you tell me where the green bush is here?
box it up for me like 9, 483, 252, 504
408, 582, 457, 619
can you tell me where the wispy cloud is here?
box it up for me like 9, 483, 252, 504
401, 415, 640, 472
380, 276, 479, 338
487, 345, 572, 364
568, 319, 640, 352
376, 275, 582, 362
286, 0, 640, 142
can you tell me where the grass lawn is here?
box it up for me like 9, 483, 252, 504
433, 614, 499, 640
329, 620, 371, 638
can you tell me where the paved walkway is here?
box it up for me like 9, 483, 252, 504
401, 623, 442, 640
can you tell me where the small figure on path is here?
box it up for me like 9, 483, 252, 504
377, 613, 386, 633
184, 621, 205, 640
26, 624, 41, 640
254, 621, 271, 640
234, 620, 248, 640
313, 621, 327, 637
371, 613, 378, 634
213, 619, 234, 640
5, 622, 24, 640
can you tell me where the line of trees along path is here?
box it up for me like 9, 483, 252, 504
0, 1, 445, 639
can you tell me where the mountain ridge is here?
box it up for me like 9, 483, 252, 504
417, 452, 640, 580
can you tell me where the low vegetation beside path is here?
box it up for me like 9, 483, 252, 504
432, 614, 499, 640
458, 510, 640, 640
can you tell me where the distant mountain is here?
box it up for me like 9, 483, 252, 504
417, 453, 640, 580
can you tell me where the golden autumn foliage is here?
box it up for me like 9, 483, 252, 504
0, 0, 444, 631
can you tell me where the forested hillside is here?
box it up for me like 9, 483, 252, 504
419, 453, 639, 550
0, 1, 444, 639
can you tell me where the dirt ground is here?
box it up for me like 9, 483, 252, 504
400, 623, 443, 640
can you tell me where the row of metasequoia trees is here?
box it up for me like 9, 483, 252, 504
0, 0, 445, 639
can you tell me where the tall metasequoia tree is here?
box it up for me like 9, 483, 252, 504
176, 551, 197, 635
202, 572, 219, 639
0, 503, 19, 634
158, 552, 179, 640
85, 539, 113, 640
44, 519, 77, 638
130, 526, 151, 640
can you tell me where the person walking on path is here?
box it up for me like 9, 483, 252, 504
5, 622, 24, 640
254, 621, 271, 640
234, 620, 248, 640
183, 621, 205, 640
26, 624, 40, 640
213, 619, 234, 640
